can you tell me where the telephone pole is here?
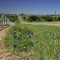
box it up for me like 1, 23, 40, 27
55, 10, 56, 21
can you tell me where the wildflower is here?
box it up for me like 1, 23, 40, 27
36, 40, 38, 44
24, 47, 27, 52
13, 44, 18, 48
32, 44, 34, 47
54, 53, 58, 59
40, 56, 44, 59
19, 34, 22, 37
31, 32, 34, 35
28, 34, 31, 38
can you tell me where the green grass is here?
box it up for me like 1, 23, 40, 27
4, 22, 60, 60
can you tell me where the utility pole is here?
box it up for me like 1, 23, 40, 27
55, 10, 56, 21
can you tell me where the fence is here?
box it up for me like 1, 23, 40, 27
0, 13, 14, 28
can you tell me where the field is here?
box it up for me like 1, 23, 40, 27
0, 14, 60, 60
4, 16, 60, 60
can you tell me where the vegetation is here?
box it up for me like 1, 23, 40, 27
4, 19, 60, 60
20, 14, 60, 22
27, 15, 39, 22
5, 14, 18, 22
0, 14, 1, 18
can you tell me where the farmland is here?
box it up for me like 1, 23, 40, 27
3, 15, 60, 60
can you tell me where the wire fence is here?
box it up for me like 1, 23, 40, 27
0, 13, 14, 29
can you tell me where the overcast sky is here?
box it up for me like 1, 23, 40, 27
0, 0, 60, 14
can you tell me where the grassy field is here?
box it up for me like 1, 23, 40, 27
4, 20, 60, 60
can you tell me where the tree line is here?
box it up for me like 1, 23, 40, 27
20, 14, 60, 22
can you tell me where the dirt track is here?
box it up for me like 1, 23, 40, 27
0, 28, 10, 60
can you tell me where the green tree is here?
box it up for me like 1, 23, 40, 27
45, 15, 53, 21
58, 16, 60, 21
27, 15, 38, 22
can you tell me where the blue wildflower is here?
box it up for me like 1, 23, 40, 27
13, 44, 18, 48
36, 40, 38, 44
40, 56, 44, 59
28, 34, 31, 38
19, 34, 22, 37
32, 44, 34, 47
31, 32, 34, 35
54, 53, 58, 59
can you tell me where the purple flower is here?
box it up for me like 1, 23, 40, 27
32, 44, 34, 47
13, 44, 18, 48
19, 34, 22, 37
36, 40, 38, 44
28, 35, 31, 38
31, 32, 34, 35
54, 53, 58, 59
40, 56, 44, 59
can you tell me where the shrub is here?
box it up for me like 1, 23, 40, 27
45, 15, 53, 21
27, 15, 38, 22
0, 14, 1, 18
58, 16, 60, 21
20, 13, 24, 16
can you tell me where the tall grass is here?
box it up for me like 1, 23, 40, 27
4, 21, 60, 60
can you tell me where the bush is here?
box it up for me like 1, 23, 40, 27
20, 13, 24, 16
27, 15, 38, 22
58, 16, 60, 21
45, 15, 53, 21
0, 14, 1, 18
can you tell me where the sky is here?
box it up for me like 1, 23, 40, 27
0, 0, 60, 14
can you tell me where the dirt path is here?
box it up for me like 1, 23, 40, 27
0, 28, 11, 60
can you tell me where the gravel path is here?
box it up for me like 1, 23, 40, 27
0, 28, 11, 60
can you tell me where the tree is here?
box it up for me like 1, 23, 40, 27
27, 15, 38, 22
45, 15, 53, 21
58, 16, 60, 21
0, 14, 1, 18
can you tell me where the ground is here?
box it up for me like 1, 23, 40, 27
0, 28, 10, 60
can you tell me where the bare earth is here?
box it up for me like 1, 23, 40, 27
0, 28, 10, 60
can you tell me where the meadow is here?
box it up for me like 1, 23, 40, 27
4, 19, 60, 60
